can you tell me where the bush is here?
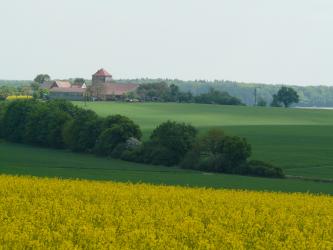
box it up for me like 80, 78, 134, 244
46, 110, 71, 148
246, 160, 285, 178
148, 121, 197, 165
180, 129, 286, 178
120, 147, 143, 162
62, 109, 102, 152
2, 100, 37, 142
102, 115, 142, 140
95, 115, 142, 157
139, 142, 178, 166
24, 103, 52, 146
221, 136, 252, 171
194, 88, 243, 105
0, 102, 8, 138
95, 126, 128, 156
182, 129, 251, 173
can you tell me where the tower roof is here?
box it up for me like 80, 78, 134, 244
93, 68, 112, 77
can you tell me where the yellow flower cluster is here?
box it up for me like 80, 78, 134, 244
5, 95, 33, 100
0, 175, 332, 249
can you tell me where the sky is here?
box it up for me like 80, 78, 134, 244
0, 0, 332, 85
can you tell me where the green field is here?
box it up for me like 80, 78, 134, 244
76, 102, 333, 180
1, 102, 333, 194
1, 142, 332, 194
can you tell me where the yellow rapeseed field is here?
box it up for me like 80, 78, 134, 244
0, 175, 332, 249
5, 95, 33, 101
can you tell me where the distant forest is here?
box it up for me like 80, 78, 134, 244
2, 79, 333, 107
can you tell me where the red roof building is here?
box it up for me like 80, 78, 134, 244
103, 83, 138, 96
92, 68, 113, 85
93, 68, 112, 77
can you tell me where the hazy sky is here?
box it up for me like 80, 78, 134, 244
0, 0, 332, 85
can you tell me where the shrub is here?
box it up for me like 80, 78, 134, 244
247, 160, 285, 178
95, 126, 129, 156
138, 141, 177, 166
179, 129, 285, 178
120, 147, 143, 162
46, 110, 71, 148
149, 121, 197, 165
24, 103, 52, 146
102, 115, 142, 140
194, 88, 243, 105
62, 109, 102, 152
0, 102, 8, 138
182, 129, 251, 173
2, 100, 37, 142
221, 136, 252, 171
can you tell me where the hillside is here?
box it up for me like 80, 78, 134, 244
1, 142, 332, 194
75, 102, 333, 180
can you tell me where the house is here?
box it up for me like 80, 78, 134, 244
90, 68, 138, 100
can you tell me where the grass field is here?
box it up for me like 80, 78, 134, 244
75, 102, 333, 180
0, 142, 332, 194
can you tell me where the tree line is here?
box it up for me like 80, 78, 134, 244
118, 78, 328, 107
134, 82, 244, 105
0, 100, 284, 178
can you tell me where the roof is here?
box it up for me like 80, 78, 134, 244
49, 87, 86, 93
93, 68, 112, 77
102, 83, 138, 96
54, 81, 71, 88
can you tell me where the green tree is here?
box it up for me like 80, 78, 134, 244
148, 121, 197, 165
95, 126, 128, 156
2, 100, 37, 142
73, 78, 85, 85
34, 74, 50, 84
102, 115, 142, 140
274, 87, 299, 108
62, 109, 102, 152
181, 128, 251, 173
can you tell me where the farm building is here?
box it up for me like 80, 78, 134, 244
90, 69, 138, 100
49, 86, 86, 101
41, 80, 72, 89
42, 69, 138, 101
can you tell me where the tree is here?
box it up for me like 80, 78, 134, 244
102, 115, 142, 140
194, 88, 243, 105
95, 126, 129, 156
2, 100, 37, 142
181, 128, 251, 173
34, 74, 50, 84
147, 121, 197, 165
273, 87, 299, 108
73, 78, 85, 85
0, 86, 17, 100
94, 115, 142, 156
62, 109, 102, 152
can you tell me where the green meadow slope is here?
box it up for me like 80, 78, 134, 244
1, 102, 332, 194
0, 142, 332, 194
75, 102, 333, 180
